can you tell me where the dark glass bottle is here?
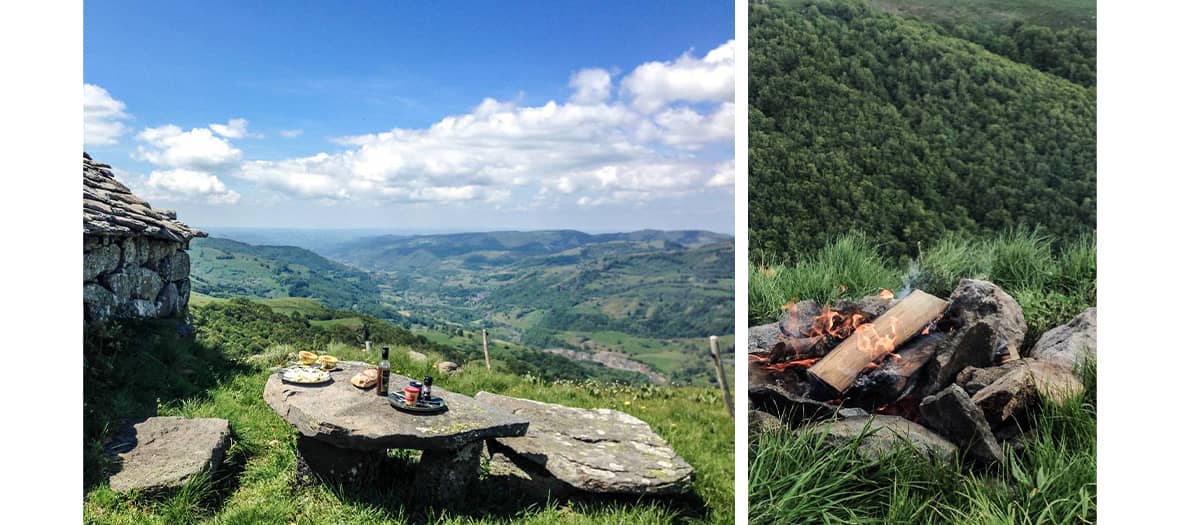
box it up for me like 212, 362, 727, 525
422, 376, 433, 400
377, 346, 391, 396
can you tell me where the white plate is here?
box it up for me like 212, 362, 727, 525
281, 367, 332, 384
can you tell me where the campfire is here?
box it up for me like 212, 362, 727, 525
749, 279, 1087, 466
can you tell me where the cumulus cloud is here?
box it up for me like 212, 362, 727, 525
84, 84, 132, 145
209, 118, 254, 138
125, 41, 733, 209
134, 125, 243, 170
621, 39, 735, 113
569, 68, 612, 105
145, 168, 241, 204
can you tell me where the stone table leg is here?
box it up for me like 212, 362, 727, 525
295, 435, 385, 484
414, 440, 483, 504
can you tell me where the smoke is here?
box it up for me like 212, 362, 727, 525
896, 260, 922, 300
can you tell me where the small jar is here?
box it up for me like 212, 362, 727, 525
404, 384, 421, 406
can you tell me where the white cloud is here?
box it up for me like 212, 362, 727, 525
209, 118, 254, 138
621, 40, 735, 113
134, 125, 243, 170
279, 128, 304, 138
569, 68, 612, 105
145, 168, 241, 204
706, 159, 735, 188
83, 84, 132, 145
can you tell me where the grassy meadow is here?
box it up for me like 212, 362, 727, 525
748, 231, 1096, 524
83, 316, 733, 525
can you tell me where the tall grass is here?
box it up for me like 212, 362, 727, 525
750, 230, 1097, 348
749, 361, 1097, 524
83, 321, 733, 525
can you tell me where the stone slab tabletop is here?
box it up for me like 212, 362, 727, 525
264, 361, 528, 451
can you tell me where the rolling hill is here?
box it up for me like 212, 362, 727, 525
749, 0, 1096, 260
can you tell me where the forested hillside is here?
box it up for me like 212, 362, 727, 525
749, 0, 1096, 260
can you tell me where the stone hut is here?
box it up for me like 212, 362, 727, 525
83, 153, 206, 323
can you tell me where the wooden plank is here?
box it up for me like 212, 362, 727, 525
807, 290, 948, 393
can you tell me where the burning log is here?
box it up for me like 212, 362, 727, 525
844, 332, 946, 409
808, 290, 949, 394
766, 336, 826, 363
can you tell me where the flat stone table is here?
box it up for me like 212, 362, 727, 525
264, 361, 528, 501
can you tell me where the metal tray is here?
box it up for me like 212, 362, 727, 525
388, 392, 448, 414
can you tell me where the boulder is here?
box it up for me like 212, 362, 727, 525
106, 416, 232, 493
407, 350, 428, 362
124, 299, 159, 318
156, 283, 179, 318
84, 283, 118, 321
475, 391, 694, 495
924, 279, 1027, 393
919, 385, 1004, 465
749, 383, 840, 428
955, 361, 1024, 396
103, 266, 164, 301
161, 250, 191, 282
1028, 307, 1096, 374
971, 360, 1082, 428
437, 361, 460, 374
749, 410, 784, 439
748, 321, 782, 353
483, 446, 575, 500
810, 416, 958, 463
83, 243, 121, 281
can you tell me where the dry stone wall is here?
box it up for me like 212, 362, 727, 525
84, 234, 193, 322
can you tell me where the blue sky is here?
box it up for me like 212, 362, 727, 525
84, 1, 735, 234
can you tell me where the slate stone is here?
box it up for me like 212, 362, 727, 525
475, 391, 694, 495
1028, 307, 1097, 374
924, 279, 1028, 393
264, 361, 528, 451
749, 383, 840, 428
84, 243, 121, 281
919, 385, 1004, 465
748, 321, 782, 353
808, 415, 958, 463
84, 283, 117, 321
955, 362, 1024, 396
106, 416, 232, 493
972, 360, 1084, 429
437, 361, 460, 374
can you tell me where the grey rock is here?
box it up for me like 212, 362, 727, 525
437, 361, 460, 374
749, 383, 839, 428
407, 350, 428, 362
124, 299, 159, 318
264, 361, 527, 451
156, 283, 179, 318
84, 154, 206, 243
1028, 307, 1096, 374
83, 243, 121, 281
84, 283, 118, 321
475, 391, 694, 495
924, 279, 1027, 393
415, 440, 483, 504
484, 446, 575, 500
955, 362, 1023, 396
777, 299, 823, 338
107, 416, 232, 493
972, 360, 1084, 429
160, 250, 190, 281
749, 410, 784, 438
103, 266, 164, 301
809, 416, 958, 463
119, 237, 139, 267
748, 321, 782, 353
919, 385, 1004, 465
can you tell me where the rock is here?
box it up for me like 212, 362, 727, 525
748, 322, 782, 353
924, 279, 1027, 393
437, 361, 460, 374
1028, 308, 1096, 374
124, 299, 159, 318
972, 360, 1085, 428
955, 362, 1023, 396
120, 237, 139, 267
919, 385, 1004, 465
407, 350, 428, 362
475, 391, 694, 495
749, 410, 784, 438
264, 361, 527, 451
161, 250, 190, 281
106, 416, 232, 493
103, 266, 164, 301
778, 300, 823, 338
83, 243, 121, 281
852, 294, 892, 318
749, 383, 840, 428
809, 416, 958, 463
84, 283, 118, 321
415, 440, 484, 504
294, 435, 384, 484
484, 445, 575, 500
156, 283, 179, 318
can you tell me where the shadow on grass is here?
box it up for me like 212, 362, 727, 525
302, 449, 710, 524
83, 318, 257, 492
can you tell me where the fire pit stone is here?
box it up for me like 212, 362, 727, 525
919, 385, 1004, 465
1028, 307, 1097, 376
813, 415, 958, 462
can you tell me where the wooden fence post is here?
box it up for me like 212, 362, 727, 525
482, 329, 492, 370
709, 335, 734, 417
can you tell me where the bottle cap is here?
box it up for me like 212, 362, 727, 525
423, 376, 433, 385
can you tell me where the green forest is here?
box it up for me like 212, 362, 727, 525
749, 0, 1096, 261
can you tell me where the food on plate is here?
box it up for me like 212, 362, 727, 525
282, 367, 330, 384
297, 351, 319, 366
317, 354, 339, 370
351, 368, 379, 389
